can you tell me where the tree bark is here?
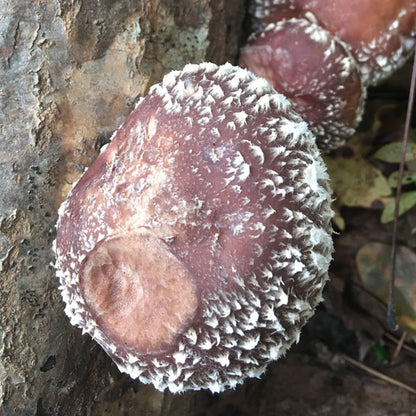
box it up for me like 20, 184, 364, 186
0, 1, 245, 414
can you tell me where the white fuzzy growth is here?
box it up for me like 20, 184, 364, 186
161, 70, 180, 88
303, 20, 330, 45
311, 249, 332, 272
276, 290, 289, 307
265, 129, 279, 144
211, 62, 238, 82
226, 121, 236, 130
199, 337, 215, 350
168, 382, 185, 394
268, 344, 282, 360
339, 55, 355, 78
303, 162, 319, 193
232, 184, 242, 194
262, 206, 276, 219
239, 334, 260, 350
249, 222, 266, 238
210, 127, 221, 138
253, 95, 271, 113
205, 315, 219, 328
268, 146, 285, 161
246, 77, 274, 95
289, 260, 304, 274
204, 94, 216, 106
231, 222, 245, 236
238, 163, 250, 182
265, 169, 283, 186
292, 298, 312, 313
192, 85, 205, 101
248, 310, 259, 325
227, 75, 244, 90
184, 328, 197, 345
210, 84, 225, 99
243, 93, 258, 107
268, 92, 291, 111
171, 80, 192, 100
204, 382, 222, 394
234, 111, 248, 127
232, 151, 251, 182
181, 62, 215, 77
248, 143, 265, 165
279, 118, 309, 146
223, 96, 234, 108
173, 351, 188, 365
263, 303, 277, 322
200, 105, 213, 118
212, 352, 230, 367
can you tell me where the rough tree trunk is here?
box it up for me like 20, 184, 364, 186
0, 1, 245, 414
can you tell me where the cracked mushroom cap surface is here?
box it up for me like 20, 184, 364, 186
239, 18, 365, 152
54, 62, 333, 393
250, 0, 416, 85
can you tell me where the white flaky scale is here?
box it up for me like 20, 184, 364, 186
54, 62, 333, 393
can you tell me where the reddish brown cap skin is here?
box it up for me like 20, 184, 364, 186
250, 0, 416, 85
239, 18, 365, 151
55, 63, 333, 393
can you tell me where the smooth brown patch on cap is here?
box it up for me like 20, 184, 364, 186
80, 228, 199, 353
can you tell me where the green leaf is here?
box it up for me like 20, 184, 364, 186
381, 191, 416, 223
374, 142, 416, 163
373, 344, 390, 364
387, 170, 416, 188
324, 156, 391, 208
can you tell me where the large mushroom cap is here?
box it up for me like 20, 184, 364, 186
250, 0, 416, 85
54, 62, 333, 393
239, 18, 365, 152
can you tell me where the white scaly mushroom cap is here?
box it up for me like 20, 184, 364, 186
54, 62, 333, 393
249, 0, 416, 85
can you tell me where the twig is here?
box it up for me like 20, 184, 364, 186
391, 331, 407, 362
388, 52, 416, 330
384, 332, 416, 356
342, 354, 416, 395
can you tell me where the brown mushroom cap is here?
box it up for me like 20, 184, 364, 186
239, 18, 365, 151
54, 63, 333, 393
250, 0, 416, 85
